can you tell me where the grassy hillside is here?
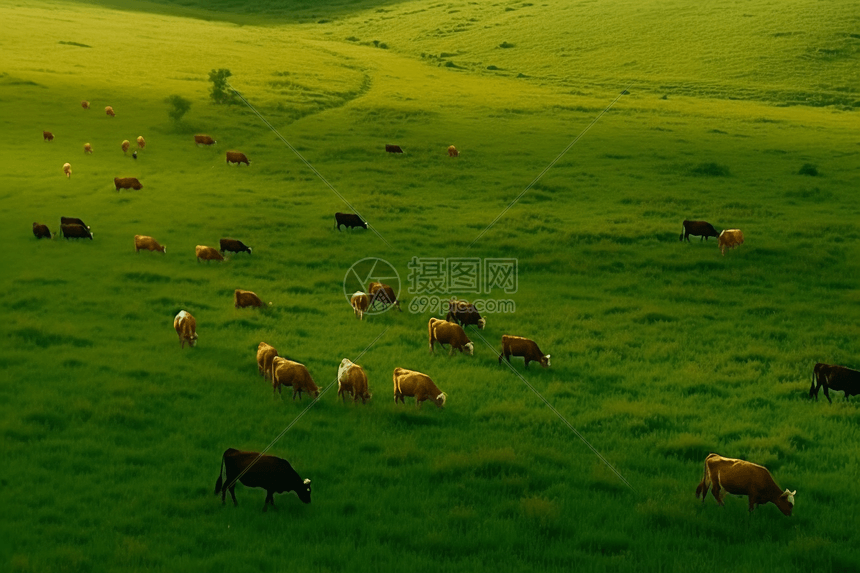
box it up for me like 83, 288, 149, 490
2, 1, 859, 572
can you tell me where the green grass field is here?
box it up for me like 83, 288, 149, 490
2, 0, 859, 571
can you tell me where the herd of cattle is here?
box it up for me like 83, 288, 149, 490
31, 101, 853, 515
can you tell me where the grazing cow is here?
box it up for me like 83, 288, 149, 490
105, 106, 115, 117
60, 223, 92, 240
43, 131, 54, 142
134, 235, 166, 253
81, 100, 90, 109
810, 362, 860, 403
173, 310, 197, 348
257, 342, 278, 378
695, 453, 796, 516
385, 144, 404, 153
337, 359, 372, 403
220, 238, 252, 255
63, 163, 72, 178
680, 220, 719, 242
272, 359, 319, 400
122, 140, 130, 154
114, 177, 143, 191
445, 299, 486, 329
392, 367, 446, 408
84, 143, 93, 154
214, 448, 311, 512
718, 229, 744, 256
195, 134, 217, 146
33, 223, 52, 239
137, 136, 145, 150
499, 335, 550, 369
428, 317, 474, 356
61, 216, 90, 230
196, 245, 224, 263
226, 150, 250, 166
335, 212, 368, 231
447, 145, 459, 157
350, 291, 370, 320
368, 281, 401, 312
235, 289, 270, 308
132, 151, 137, 161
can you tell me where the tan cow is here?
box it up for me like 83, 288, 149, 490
121, 140, 130, 154
257, 342, 279, 378
235, 289, 270, 308
195, 134, 217, 146
696, 453, 796, 516
350, 291, 370, 320
272, 359, 319, 400
428, 317, 474, 355
43, 131, 54, 142
134, 235, 166, 253
105, 106, 115, 117
226, 151, 250, 166
137, 136, 146, 150
499, 335, 550, 369
337, 359, 371, 403
196, 245, 224, 262
63, 163, 72, 178
392, 367, 446, 408
447, 145, 459, 157
718, 229, 744, 256
81, 100, 90, 109
173, 310, 198, 348
84, 143, 93, 154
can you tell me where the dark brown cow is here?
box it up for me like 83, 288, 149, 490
445, 299, 486, 329
61, 217, 90, 230
43, 131, 54, 142
226, 151, 250, 166
696, 453, 795, 516
235, 289, 270, 308
368, 281, 401, 312
81, 100, 90, 109
195, 134, 217, 146
60, 223, 93, 240
499, 335, 550, 369
114, 177, 143, 191
335, 213, 368, 230
810, 362, 860, 403
385, 144, 403, 153
680, 220, 720, 242
220, 238, 252, 255
33, 223, 52, 239
214, 448, 311, 512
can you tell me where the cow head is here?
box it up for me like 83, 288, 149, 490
189, 333, 198, 347
777, 489, 796, 516
465, 342, 474, 356
434, 393, 447, 408
541, 354, 551, 368
296, 478, 312, 504
362, 221, 368, 229
478, 317, 486, 329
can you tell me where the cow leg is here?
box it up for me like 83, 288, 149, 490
228, 485, 237, 506
824, 386, 832, 404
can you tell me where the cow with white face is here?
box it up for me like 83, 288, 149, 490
337, 359, 371, 404
174, 310, 198, 348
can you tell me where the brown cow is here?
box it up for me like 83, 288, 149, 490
445, 299, 486, 329
173, 310, 197, 348
196, 245, 224, 262
680, 220, 719, 242
368, 281, 401, 312
121, 140, 130, 154
718, 229, 744, 256
137, 136, 145, 150
235, 289, 270, 308
33, 223, 52, 239
392, 367, 446, 408
63, 163, 72, 178
84, 143, 93, 154
134, 235, 166, 253
195, 134, 217, 146
226, 151, 250, 166
350, 291, 370, 320
60, 223, 92, 240
696, 453, 796, 516
447, 145, 459, 157
43, 131, 54, 142
114, 177, 142, 191
337, 359, 371, 403
428, 318, 474, 355
214, 448, 311, 512
385, 144, 404, 154
220, 238, 252, 255
81, 100, 90, 109
499, 335, 550, 369
105, 106, 115, 117
257, 342, 278, 379
810, 362, 860, 403
272, 359, 319, 400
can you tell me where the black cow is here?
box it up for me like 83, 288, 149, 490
810, 362, 860, 404
385, 144, 404, 153
33, 222, 52, 239
61, 216, 90, 230
335, 213, 368, 231
60, 223, 93, 240
680, 220, 719, 242
220, 238, 252, 255
445, 299, 486, 329
214, 448, 311, 512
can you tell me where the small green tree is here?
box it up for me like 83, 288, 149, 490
208, 68, 235, 104
165, 95, 191, 123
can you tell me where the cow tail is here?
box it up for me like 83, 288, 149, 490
810, 368, 817, 399
214, 453, 225, 495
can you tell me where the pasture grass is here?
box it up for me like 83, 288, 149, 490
2, 0, 859, 571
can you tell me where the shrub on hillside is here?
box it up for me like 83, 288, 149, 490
690, 162, 730, 176
798, 163, 819, 176
165, 95, 191, 123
